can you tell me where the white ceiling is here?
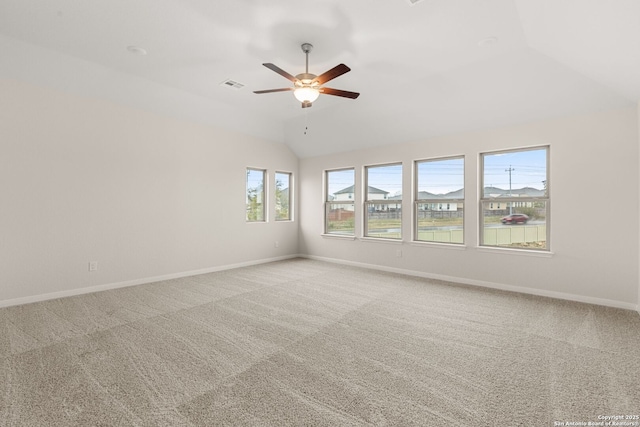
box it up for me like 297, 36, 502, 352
1, 0, 638, 158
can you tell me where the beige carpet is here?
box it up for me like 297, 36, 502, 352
0, 258, 638, 426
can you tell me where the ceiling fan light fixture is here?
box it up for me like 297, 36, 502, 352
254, 42, 359, 108
294, 86, 320, 103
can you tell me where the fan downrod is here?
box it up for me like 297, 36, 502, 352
297, 43, 316, 81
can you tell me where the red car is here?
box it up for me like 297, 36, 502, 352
501, 213, 529, 224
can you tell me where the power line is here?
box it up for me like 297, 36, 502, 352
505, 165, 515, 214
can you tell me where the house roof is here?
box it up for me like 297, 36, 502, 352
1, 1, 638, 158
381, 187, 540, 199
484, 186, 545, 197
335, 185, 388, 195
416, 189, 465, 199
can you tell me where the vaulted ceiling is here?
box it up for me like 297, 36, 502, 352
1, 0, 638, 158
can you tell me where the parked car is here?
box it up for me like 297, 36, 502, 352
501, 213, 529, 224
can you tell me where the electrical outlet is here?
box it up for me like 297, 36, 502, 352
88, 261, 98, 272
274, 241, 279, 248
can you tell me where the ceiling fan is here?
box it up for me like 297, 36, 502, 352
254, 43, 360, 108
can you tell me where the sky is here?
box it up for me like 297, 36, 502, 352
483, 148, 547, 190
367, 164, 403, 196
417, 157, 464, 195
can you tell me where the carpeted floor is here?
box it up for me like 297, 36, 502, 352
0, 258, 639, 426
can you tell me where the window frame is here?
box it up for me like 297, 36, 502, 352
364, 162, 403, 240
275, 171, 293, 222
324, 167, 356, 236
479, 146, 550, 251
413, 155, 465, 245
246, 167, 267, 223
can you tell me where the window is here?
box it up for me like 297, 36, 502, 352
364, 163, 402, 239
246, 168, 266, 222
415, 156, 464, 244
325, 168, 355, 235
480, 147, 549, 250
275, 171, 292, 221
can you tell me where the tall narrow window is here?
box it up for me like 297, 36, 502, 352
325, 168, 355, 235
364, 163, 402, 239
275, 171, 292, 221
415, 156, 464, 244
480, 147, 549, 250
246, 168, 266, 222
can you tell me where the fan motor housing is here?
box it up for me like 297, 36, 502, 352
295, 73, 318, 85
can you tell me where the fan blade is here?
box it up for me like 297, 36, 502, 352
313, 64, 351, 85
253, 88, 294, 94
262, 63, 297, 83
321, 87, 360, 99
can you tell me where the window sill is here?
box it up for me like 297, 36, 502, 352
360, 237, 404, 245
321, 233, 356, 240
410, 241, 467, 251
475, 246, 554, 258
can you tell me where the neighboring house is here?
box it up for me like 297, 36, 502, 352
418, 201, 459, 211
332, 186, 543, 212
483, 186, 544, 198
333, 185, 357, 201
387, 194, 403, 211
483, 186, 545, 211
333, 185, 390, 211
416, 189, 464, 211
334, 185, 390, 201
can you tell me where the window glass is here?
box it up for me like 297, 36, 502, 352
481, 147, 549, 250
246, 168, 266, 222
365, 163, 402, 239
483, 149, 547, 199
275, 172, 292, 221
325, 169, 355, 235
415, 157, 464, 244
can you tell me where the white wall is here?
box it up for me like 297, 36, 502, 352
0, 78, 298, 304
2, 77, 637, 311
299, 107, 640, 309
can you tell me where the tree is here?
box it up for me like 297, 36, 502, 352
275, 179, 289, 220
246, 185, 263, 221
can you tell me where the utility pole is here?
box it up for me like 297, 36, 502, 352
506, 165, 515, 214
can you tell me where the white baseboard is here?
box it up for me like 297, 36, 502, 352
301, 254, 640, 312
0, 255, 299, 309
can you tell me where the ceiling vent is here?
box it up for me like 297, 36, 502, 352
220, 79, 244, 90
